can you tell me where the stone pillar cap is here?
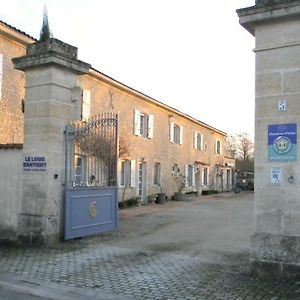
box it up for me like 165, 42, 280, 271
237, 0, 300, 35
13, 38, 91, 75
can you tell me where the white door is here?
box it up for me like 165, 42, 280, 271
138, 162, 147, 203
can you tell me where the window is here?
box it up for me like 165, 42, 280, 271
215, 139, 222, 155
202, 167, 209, 186
172, 164, 180, 175
82, 89, 91, 121
170, 123, 183, 144
154, 162, 161, 185
194, 132, 203, 150
0, 53, 3, 100
184, 165, 195, 187
74, 154, 87, 185
134, 109, 154, 138
120, 160, 135, 187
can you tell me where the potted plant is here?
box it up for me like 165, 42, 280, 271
148, 194, 157, 204
173, 172, 187, 201
156, 184, 166, 204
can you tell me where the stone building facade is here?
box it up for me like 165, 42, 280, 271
0, 20, 235, 205
0, 21, 35, 144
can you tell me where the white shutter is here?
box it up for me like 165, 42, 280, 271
0, 54, 3, 100
215, 140, 218, 154
184, 165, 189, 187
192, 165, 196, 187
118, 159, 123, 187
82, 90, 91, 121
194, 132, 197, 149
200, 134, 204, 150
207, 168, 210, 186
130, 160, 136, 187
148, 114, 154, 139
179, 126, 183, 145
220, 141, 223, 155
134, 109, 141, 136
170, 122, 174, 143
201, 168, 205, 185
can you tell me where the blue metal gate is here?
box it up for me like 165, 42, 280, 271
64, 113, 118, 240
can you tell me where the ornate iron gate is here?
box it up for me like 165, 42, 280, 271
64, 113, 118, 240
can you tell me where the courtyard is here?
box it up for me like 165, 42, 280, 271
1, 192, 300, 299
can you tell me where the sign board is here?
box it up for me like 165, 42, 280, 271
268, 123, 297, 161
278, 100, 287, 112
271, 167, 281, 184
23, 155, 47, 171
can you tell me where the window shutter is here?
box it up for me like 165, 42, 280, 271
170, 122, 174, 143
201, 168, 205, 185
130, 160, 136, 187
220, 141, 222, 155
148, 114, 154, 139
82, 90, 91, 121
194, 132, 197, 149
192, 165, 196, 187
118, 159, 123, 187
0, 54, 3, 100
200, 134, 204, 150
207, 168, 210, 186
215, 140, 218, 154
179, 126, 183, 145
134, 109, 141, 136
184, 165, 188, 186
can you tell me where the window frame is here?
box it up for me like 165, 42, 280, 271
202, 167, 209, 186
82, 89, 91, 121
134, 109, 154, 139
153, 162, 161, 186
194, 132, 203, 151
120, 159, 134, 188
185, 165, 195, 187
170, 123, 183, 145
215, 139, 222, 155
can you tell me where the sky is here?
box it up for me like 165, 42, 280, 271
1, 0, 256, 138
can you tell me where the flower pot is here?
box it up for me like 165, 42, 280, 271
173, 192, 193, 201
156, 193, 166, 204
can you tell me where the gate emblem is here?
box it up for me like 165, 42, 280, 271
89, 201, 97, 218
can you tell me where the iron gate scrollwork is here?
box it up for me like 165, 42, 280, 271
64, 113, 119, 240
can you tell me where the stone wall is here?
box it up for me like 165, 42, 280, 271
0, 34, 27, 144
0, 145, 22, 241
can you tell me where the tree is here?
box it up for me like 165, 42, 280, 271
119, 133, 130, 159
225, 132, 254, 160
39, 6, 52, 42
237, 132, 254, 160
225, 134, 238, 152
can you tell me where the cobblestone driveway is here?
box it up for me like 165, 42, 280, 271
1, 192, 300, 299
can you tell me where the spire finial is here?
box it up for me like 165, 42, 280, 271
39, 6, 52, 42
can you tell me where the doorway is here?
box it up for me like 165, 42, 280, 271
138, 161, 147, 203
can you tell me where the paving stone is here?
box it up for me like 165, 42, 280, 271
1, 243, 300, 299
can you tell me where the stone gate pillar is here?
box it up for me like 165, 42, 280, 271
13, 39, 90, 244
238, 1, 300, 276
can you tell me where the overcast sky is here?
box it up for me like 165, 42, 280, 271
1, 0, 255, 137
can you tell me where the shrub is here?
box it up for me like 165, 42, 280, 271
202, 190, 219, 196
118, 197, 140, 209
